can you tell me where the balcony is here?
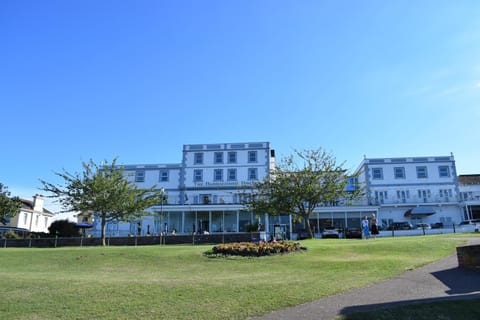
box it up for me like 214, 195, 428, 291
154, 194, 248, 206
460, 191, 480, 202
369, 195, 460, 206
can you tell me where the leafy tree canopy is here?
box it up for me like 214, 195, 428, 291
248, 148, 363, 238
40, 158, 164, 245
0, 183, 22, 225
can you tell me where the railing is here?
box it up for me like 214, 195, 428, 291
0, 233, 262, 248
318, 198, 370, 207
460, 191, 480, 202
154, 194, 249, 206
369, 195, 460, 206
155, 193, 469, 207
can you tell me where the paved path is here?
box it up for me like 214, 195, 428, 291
250, 238, 480, 320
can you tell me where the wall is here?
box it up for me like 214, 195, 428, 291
457, 245, 480, 270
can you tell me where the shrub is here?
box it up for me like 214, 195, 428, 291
3, 230, 20, 239
48, 220, 80, 237
207, 241, 304, 257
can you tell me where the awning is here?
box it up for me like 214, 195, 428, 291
404, 207, 436, 217
74, 222, 94, 228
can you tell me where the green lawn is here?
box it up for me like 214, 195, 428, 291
0, 235, 471, 320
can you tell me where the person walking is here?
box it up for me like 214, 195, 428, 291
370, 213, 379, 239
361, 216, 370, 239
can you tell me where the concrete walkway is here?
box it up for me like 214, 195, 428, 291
250, 238, 480, 320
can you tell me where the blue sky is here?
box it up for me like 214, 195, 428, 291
1, 1, 479, 212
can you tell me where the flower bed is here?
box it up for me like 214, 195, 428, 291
207, 241, 305, 257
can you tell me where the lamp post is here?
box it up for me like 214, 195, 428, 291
160, 187, 165, 244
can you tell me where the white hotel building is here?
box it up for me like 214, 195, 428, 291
352, 155, 464, 229
91, 142, 281, 237
89, 142, 476, 238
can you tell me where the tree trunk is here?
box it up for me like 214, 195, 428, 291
305, 216, 314, 239
101, 211, 107, 246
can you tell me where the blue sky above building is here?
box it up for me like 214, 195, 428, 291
1, 1, 479, 211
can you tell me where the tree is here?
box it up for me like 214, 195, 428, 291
0, 183, 22, 225
40, 158, 164, 246
49, 219, 80, 237
248, 148, 363, 239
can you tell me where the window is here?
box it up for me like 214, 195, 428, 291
374, 191, 388, 204
228, 151, 237, 163
214, 152, 223, 164
372, 168, 383, 180
159, 170, 169, 182
396, 190, 409, 203
194, 169, 203, 182
248, 168, 258, 180
438, 166, 450, 178
417, 189, 431, 202
35, 215, 39, 227
24, 213, 28, 225
201, 194, 211, 204
194, 153, 203, 165
135, 170, 145, 182
227, 168, 237, 181
416, 166, 428, 178
44, 217, 48, 228
214, 169, 223, 181
394, 167, 405, 179
439, 189, 453, 197
248, 151, 257, 163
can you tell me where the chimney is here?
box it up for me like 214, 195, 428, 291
33, 194, 44, 212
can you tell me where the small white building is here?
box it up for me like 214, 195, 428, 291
6, 195, 55, 233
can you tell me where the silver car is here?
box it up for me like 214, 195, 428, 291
322, 227, 340, 238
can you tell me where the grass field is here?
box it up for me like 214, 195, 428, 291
0, 235, 471, 320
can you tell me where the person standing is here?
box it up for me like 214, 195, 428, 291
361, 216, 370, 239
137, 222, 142, 236
370, 213, 379, 239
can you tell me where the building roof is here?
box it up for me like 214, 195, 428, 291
458, 174, 480, 185
20, 199, 54, 215
354, 155, 455, 175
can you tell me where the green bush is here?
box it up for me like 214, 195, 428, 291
48, 219, 80, 237
3, 230, 20, 239
207, 241, 304, 257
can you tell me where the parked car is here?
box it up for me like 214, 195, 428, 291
459, 219, 480, 225
322, 226, 340, 238
415, 223, 431, 230
431, 222, 444, 229
458, 220, 480, 232
345, 227, 362, 239
387, 222, 413, 230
